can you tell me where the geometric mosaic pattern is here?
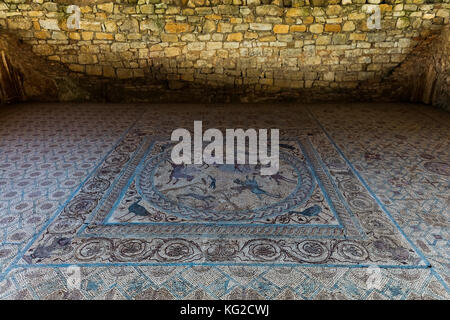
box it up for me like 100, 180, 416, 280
0, 103, 448, 299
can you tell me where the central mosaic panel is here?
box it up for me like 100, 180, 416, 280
106, 140, 340, 229
138, 146, 312, 221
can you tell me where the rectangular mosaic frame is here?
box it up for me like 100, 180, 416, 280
76, 136, 365, 239
14, 110, 429, 268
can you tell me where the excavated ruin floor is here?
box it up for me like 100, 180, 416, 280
0, 102, 448, 300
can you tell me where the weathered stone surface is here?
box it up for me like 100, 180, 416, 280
249, 23, 272, 31
342, 21, 356, 32
273, 25, 289, 34
290, 25, 307, 32
98, 3, 113, 13
227, 32, 243, 41
396, 17, 410, 29
310, 24, 324, 33
217, 5, 239, 15
78, 54, 98, 65
140, 19, 159, 32
325, 24, 341, 32
164, 47, 181, 57
39, 19, 59, 30
140, 5, 154, 14
256, 5, 283, 16
165, 22, 191, 33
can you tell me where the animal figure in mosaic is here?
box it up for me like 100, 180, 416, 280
117, 197, 165, 222
280, 143, 302, 157
128, 197, 150, 217
176, 193, 216, 208
280, 143, 296, 151
232, 176, 281, 200
208, 175, 216, 190
167, 161, 195, 184
288, 204, 321, 217
23, 237, 71, 263
267, 171, 297, 185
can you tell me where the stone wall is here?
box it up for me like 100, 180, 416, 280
0, 31, 90, 102
0, 0, 449, 105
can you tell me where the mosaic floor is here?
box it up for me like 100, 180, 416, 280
0, 103, 448, 300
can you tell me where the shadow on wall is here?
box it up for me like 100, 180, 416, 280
0, 26, 448, 107
0, 32, 89, 103
391, 24, 449, 110
0, 50, 25, 104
